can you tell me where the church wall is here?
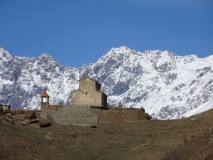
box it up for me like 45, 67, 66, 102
79, 78, 98, 92
72, 89, 103, 107
72, 77, 107, 107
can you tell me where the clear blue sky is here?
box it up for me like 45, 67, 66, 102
0, 0, 213, 67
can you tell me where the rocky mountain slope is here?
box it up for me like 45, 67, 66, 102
0, 46, 213, 119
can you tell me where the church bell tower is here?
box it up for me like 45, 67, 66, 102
41, 91, 49, 109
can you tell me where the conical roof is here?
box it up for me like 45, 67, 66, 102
41, 91, 49, 97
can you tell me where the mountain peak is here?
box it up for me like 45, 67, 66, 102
0, 47, 13, 61
110, 46, 135, 54
0, 46, 5, 51
38, 53, 54, 61
95, 46, 138, 64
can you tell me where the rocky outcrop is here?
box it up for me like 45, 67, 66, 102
0, 110, 53, 128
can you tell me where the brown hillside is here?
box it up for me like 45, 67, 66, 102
0, 109, 213, 160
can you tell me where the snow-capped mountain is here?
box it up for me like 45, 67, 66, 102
0, 46, 213, 119
0, 47, 79, 109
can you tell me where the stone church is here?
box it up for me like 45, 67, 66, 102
71, 77, 107, 107
40, 77, 150, 126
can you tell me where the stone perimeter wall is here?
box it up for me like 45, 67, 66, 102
41, 105, 148, 126
91, 107, 146, 123
41, 105, 98, 126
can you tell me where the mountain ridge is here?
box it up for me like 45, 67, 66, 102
0, 46, 213, 119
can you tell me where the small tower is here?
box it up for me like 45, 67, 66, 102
41, 91, 49, 109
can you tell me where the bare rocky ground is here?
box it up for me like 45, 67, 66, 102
0, 109, 213, 160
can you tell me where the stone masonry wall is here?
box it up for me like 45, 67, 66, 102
79, 78, 98, 92
41, 105, 148, 126
91, 107, 146, 123
72, 90, 103, 107
41, 105, 98, 126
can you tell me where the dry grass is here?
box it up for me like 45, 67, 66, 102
1, 108, 213, 160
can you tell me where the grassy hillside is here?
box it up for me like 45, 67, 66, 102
1, 109, 213, 160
